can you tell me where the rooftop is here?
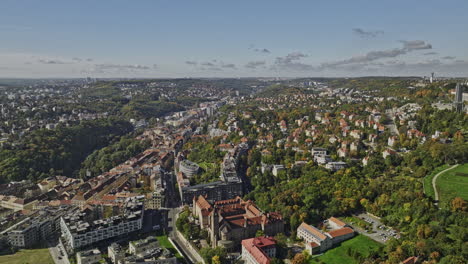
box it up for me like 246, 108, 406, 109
242, 236, 276, 264
298, 222, 327, 241
327, 227, 354, 238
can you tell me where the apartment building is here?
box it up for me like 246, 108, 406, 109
61, 197, 144, 249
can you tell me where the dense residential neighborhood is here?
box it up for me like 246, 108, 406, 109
1, 1, 468, 263
0, 76, 466, 264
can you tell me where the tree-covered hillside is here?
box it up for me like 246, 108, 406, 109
0, 118, 133, 183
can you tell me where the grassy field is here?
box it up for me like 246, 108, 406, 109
436, 163, 468, 205
309, 235, 383, 264
0, 248, 54, 264
423, 164, 450, 199
156, 235, 186, 263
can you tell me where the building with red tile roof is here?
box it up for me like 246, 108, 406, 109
193, 195, 284, 249
297, 218, 354, 254
241, 236, 276, 264
328, 217, 347, 229
328, 227, 354, 239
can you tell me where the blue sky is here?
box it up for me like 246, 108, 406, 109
1, 0, 467, 78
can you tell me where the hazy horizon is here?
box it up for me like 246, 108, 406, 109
1, 0, 467, 78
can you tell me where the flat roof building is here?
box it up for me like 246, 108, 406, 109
60, 196, 144, 249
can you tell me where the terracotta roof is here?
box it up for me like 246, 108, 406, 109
299, 222, 327, 240
198, 196, 282, 230
195, 195, 212, 210
102, 195, 116, 201
245, 202, 261, 216
328, 227, 354, 238
329, 217, 346, 228
241, 237, 276, 264
227, 217, 245, 228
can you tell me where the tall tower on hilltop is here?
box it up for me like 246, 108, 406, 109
430, 72, 435, 83
454, 83, 465, 113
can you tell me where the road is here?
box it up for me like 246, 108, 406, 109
166, 207, 199, 264
47, 239, 70, 264
432, 164, 459, 207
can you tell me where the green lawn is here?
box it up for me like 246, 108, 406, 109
309, 235, 383, 264
437, 163, 468, 205
156, 235, 186, 263
0, 248, 54, 264
423, 164, 450, 199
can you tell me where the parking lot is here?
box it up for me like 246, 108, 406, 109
346, 213, 400, 243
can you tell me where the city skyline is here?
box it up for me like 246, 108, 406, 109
1, 0, 467, 78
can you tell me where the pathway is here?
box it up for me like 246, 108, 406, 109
432, 164, 459, 207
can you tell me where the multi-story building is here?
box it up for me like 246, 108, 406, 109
193, 195, 284, 250
325, 161, 347, 171
146, 190, 165, 210
7, 220, 40, 248
241, 236, 277, 264
179, 143, 248, 204
314, 154, 331, 165
311, 147, 327, 157
108, 243, 125, 264
110, 237, 177, 264
178, 159, 200, 178
297, 222, 332, 253
129, 236, 159, 256
454, 83, 465, 113
181, 180, 243, 205
298, 218, 354, 254
60, 197, 144, 249
77, 248, 102, 264
6, 207, 67, 248
0, 195, 37, 211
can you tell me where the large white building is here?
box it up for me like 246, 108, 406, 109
297, 217, 354, 254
